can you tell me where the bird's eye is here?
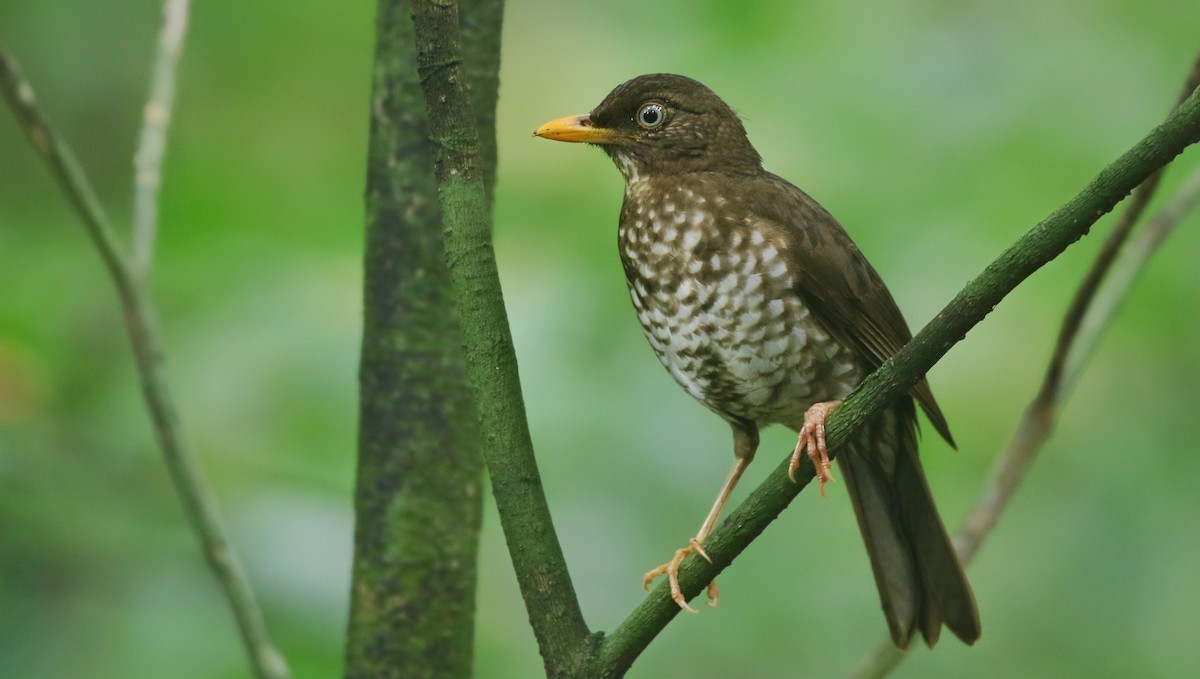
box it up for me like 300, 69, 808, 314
636, 103, 667, 129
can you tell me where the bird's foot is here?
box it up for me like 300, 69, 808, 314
788, 400, 841, 496
642, 537, 718, 612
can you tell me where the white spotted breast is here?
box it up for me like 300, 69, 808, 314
616, 173, 862, 431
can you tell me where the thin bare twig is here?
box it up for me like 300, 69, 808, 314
0, 37, 291, 679
1038, 52, 1200, 408
131, 0, 190, 279
1062, 166, 1200, 391
847, 51, 1200, 679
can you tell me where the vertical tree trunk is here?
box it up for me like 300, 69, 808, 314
343, 1, 501, 677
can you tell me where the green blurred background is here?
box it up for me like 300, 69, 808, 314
2, 1, 1199, 677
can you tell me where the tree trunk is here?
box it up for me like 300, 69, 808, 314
342, 1, 501, 676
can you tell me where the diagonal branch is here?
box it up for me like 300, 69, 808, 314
0, 39, 291, 679
592, 77, 1200, 678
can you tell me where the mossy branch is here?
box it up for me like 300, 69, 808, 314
407, 1, 595, 676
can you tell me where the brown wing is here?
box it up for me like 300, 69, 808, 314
747, 172, 955, 447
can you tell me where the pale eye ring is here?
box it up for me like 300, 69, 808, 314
636, 102, 667, 129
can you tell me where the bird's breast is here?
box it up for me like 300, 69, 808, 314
617, 182, 860, 428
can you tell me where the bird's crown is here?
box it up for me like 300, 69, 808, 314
536, 73, 763, 179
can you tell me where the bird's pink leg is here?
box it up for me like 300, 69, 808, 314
788, 400, 841, 496
643, 454, 752, 612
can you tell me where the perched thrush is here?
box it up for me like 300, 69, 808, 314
535, 73, 979, 648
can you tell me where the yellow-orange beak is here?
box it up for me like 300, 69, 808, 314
533, 114, 621, 144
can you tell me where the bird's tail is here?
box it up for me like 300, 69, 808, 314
837, 400, 980, 649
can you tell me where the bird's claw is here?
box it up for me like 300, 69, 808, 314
643, 539, 719, 612
788, 400, 840, 495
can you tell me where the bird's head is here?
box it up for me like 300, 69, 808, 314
535, 73, 763, 182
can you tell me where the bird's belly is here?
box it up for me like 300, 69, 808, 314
629, 270, 861, 429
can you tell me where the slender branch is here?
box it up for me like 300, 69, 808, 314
0, 45, 290, 679
131, 0, 190, 279
592, 79, 1200, 678
407, 1, 596, 677
0, 47, 120, 275
846, 54, 1200, 679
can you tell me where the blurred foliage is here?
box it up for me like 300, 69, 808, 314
2, 1, 1199, 678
